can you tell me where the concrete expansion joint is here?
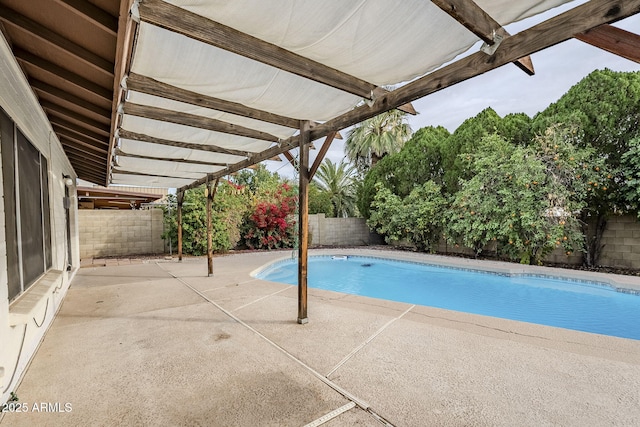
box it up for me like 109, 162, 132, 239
155, 262, 381, 419
326, 305, 415, 378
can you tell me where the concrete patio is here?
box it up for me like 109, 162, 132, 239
2, 249, 639, 426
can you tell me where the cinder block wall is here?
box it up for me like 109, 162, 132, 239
309, 214, 378, 246
398, 215, 640, 269
599, 215, 640, 269
79, 209, 165, 258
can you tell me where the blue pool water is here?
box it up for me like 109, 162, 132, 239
256, 256, 640, 340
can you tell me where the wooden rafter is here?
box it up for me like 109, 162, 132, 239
126, 73, 301, 129
49, 116, 110, 145
123, 103, 281, 142
115, 149, 228, 167
113, 169, 200, 180
60, 140, 107, 162
42, 100, 112, 131
54, 126, 109, 152
118, 129, 250, 158
66, 153, 105, 170
14, 48, 112, 101
575, 24, 640, 63
45, 109, 109, 137
136, 0, 376, 99
73, 169, 106, 184
31, 79, 111, 118
0, 5, 113, 77
53, 0, 118, 37
431, 0, 534, 75
179, 0, 640, 192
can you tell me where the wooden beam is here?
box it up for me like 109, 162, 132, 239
309, 132, 338, 180
65, 152, 104, 169
14, 48, 113, 101
310, 0, 640, 140
115, 150, 227, 167
431, 0, 534, 75
372, 87, 419, 115
60, 140, 107, 162
65, 153, 102, 171
0, 5, 114, 77
42, 100, 112, 130
113, 169, 200, 180
53, 0, 118, 36
575, 24, 640, 63
56, 129, 109, 154
73, 169, 106, 185
206, 178, 220, 276
180, 0, 640, 192
52, 124, 109, 150
177, 191, 184, 262
297, 121, 310, 324
126, 73, 301, 129
136, 0, 376, 99
49, 116, 110, 146
123, 103, 281, 142
108, 0, 137, 186
31, 79, 111, 119
118, 129, 250, 158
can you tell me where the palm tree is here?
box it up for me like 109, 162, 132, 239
314, 158, 357, 217
344, 109, 412, 172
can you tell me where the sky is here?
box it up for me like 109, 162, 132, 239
268, 3, 640, 180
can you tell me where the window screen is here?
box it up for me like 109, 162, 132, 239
0, 109, 20, 301
1, 108, 53, 301
17, 130, 45, 288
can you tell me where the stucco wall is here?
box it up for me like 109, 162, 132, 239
1, 32, 79, 404
78, 209, 165, 259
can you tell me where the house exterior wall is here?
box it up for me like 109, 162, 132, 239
78, 209, 165, 258
0, 33, 79, 404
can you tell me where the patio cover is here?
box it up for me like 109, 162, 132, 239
1, 1, 639, 186
108, 0, 640, 190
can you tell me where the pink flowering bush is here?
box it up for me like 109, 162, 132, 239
242, 183, 298, 249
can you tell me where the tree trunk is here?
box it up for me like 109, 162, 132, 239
583, 213, 607, 267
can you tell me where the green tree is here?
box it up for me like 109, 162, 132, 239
233, 164, 283, 193
308, 183, 334, 216
441, 107, 504, 194
533, 69, 640, 265
445, 130, 607, 264
621, 136, 640, 216
368, 181, 446, 252
313, 158, 357, 217
163, 181, 248, 255
358, 126, 449, 219
345, 109, 412, 173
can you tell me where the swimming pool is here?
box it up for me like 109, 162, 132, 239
255, 255, 640, 340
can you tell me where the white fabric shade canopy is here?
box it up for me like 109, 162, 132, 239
110, 0, 630, 189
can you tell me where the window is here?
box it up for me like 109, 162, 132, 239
1, 108, 52, 302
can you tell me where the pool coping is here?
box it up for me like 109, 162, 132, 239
251, 248, 640, 295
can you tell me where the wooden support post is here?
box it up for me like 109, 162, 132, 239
206, 178, 219, 276
177, 191, 184, 262
298, 121, 310, 324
